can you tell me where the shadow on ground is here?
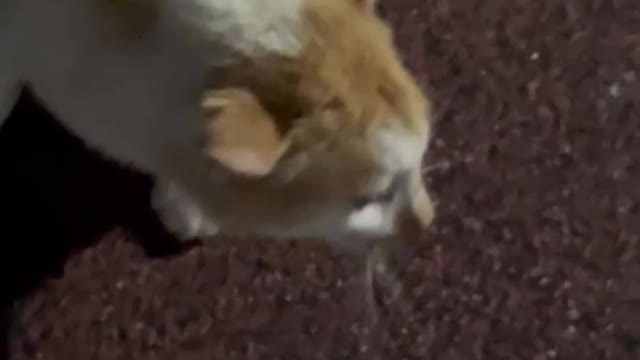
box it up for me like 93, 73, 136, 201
0, 93, 194, 357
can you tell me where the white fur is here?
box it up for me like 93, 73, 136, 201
377, 126, 426, 171
168, 0, 303, 55
152, 181, 219, 239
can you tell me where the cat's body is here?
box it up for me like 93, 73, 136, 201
0, 0, 435, 249
2, 0, 212, 171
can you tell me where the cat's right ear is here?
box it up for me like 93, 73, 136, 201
201, 89, 290, 177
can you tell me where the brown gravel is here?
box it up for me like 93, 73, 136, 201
1, 0, 640, 359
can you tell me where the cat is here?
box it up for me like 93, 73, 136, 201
0, 0, 435, 252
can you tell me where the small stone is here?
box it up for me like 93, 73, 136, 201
623, 71, 636, 82
568, 308, 580, 320
609, 83, 622, 97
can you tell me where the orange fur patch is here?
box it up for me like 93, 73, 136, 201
297, 0, 430, 135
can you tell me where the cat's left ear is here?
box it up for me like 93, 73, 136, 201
351, 0, 376, 12
202, 89, 290, 177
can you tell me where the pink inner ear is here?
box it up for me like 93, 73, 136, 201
209, 144, 288, 177
206, 124, 290, 177
202, 89, 290, 177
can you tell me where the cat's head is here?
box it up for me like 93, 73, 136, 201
183, 0, 434, 247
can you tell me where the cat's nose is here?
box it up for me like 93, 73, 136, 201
396, 169, 435, 235
394, 196, 435, 238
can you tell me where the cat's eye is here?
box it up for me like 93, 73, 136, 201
325, 97, 344, 110
352, 172, 406, 209
352, 196, 373, 210
352, 186, 395, 209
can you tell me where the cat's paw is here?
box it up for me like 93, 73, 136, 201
151, 181, 219, 241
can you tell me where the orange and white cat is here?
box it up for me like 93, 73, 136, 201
0, 0, 435, 248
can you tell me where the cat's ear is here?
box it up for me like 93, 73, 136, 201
202, 89, 290, 177
351, 0, 376, 12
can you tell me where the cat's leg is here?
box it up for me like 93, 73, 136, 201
151, 179, 219, 241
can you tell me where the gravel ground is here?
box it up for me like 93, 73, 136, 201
1, 0, 639, 359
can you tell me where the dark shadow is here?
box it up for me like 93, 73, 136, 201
0, 92, 199, 357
